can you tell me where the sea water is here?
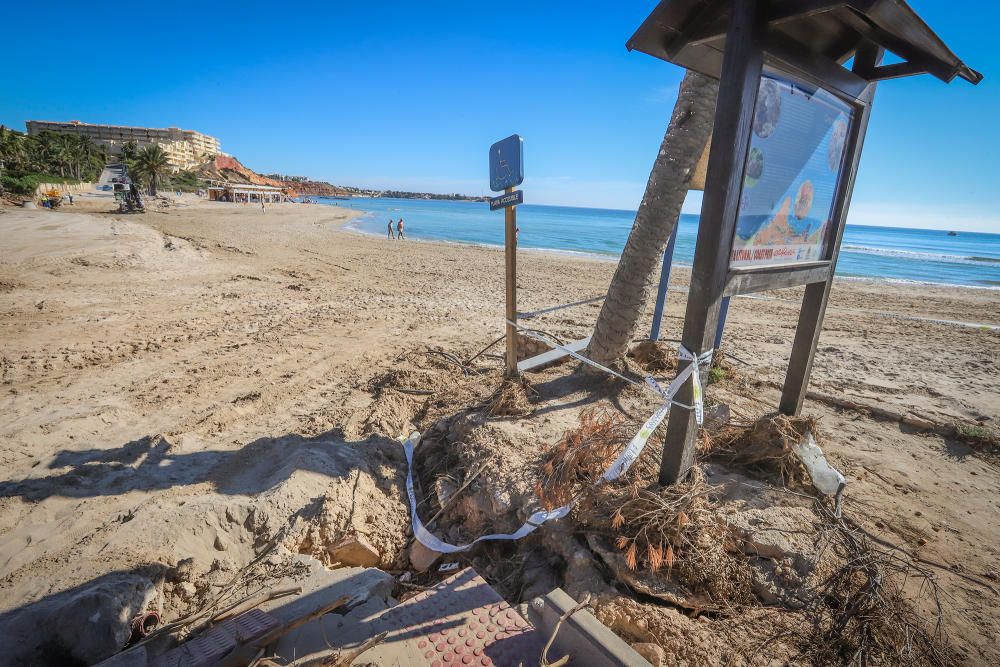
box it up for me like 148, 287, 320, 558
320, 197, 999, 289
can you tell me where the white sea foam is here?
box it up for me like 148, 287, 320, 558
841, 245, 1000, 266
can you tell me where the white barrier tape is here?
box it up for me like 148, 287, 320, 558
400, 327, 713, 554
518, 295, 606, 320
403, 431, 573, 554
506, 320, 642, 388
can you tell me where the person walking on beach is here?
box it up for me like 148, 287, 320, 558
387, 219, 395, 239
396, 218, 405, 240
261, 199, 266, 214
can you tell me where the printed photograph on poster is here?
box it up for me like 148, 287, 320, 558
730, 71, 854, 268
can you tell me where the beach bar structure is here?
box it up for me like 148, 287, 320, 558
208, 183, 288, 204
627, 0, 982, 484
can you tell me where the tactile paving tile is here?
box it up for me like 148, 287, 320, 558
152, 608, 280, 667
372, 567, 544, 666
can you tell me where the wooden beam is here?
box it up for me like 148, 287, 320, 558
838, 9, 957, 82
687, 0, 858, 47
723, 262, 832, 296
504, 187, 518, 377
660, 0, 765, 486
858, 59, 930, 81
764, 31, 870, 100
673, 0, 731, 53
780, 50, 883, 416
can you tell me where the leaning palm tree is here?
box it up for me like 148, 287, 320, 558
586, 71, 719, 365
132, 145, 171, 196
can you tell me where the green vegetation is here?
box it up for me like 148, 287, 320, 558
954, 422, 999, 448
129, 145, 171, 196
708, 366, 727, 385
165, 169, 204, 192
0, 126, 106, 180
0, 172, 77, 196
1, 125, 108, 197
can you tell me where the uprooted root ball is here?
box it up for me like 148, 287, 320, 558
578, 466, 755, 606
707, 412, 816, 486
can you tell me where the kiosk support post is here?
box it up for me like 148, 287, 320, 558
659, 0, 764, 485
505, 186, 519, 377
780, 46, 882, 415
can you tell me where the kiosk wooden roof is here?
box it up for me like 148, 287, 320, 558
628, 0, 982, 89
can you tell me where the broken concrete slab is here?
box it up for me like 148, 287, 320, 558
329, 535, 381, 568
151, 608, 280, 667
1, 573, 157, 666
587, 535, 716, 612
725, 506, 819, 568
408, 538, 442, 572
260, 553, 393, 627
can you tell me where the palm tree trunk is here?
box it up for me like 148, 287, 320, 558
586, 71, 719, 365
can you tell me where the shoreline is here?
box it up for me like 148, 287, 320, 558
340, 207, 1000, 292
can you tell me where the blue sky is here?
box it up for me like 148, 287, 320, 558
3, 1, 997, 232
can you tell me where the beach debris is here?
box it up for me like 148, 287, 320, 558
707, 412, 816, 486
408, 539, 442, 572
536, 407, 640, 511
128, 611, 161, 643
627, 339, 677, 373
579, 465, 754, 607
437, 561, 459, 573
328, 535, 380, 568
792, 430, 846, 497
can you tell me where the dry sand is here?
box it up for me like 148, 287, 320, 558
0, 194, 997, 664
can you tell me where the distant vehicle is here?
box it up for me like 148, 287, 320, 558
99, 185, 112, 191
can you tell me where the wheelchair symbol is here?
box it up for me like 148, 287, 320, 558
492, 148, 513, 190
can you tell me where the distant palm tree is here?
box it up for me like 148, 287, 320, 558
132, 145, 170, 195
121, 140, 139, 163
0, 126, 26, 172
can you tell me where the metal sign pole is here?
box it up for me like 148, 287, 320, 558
504, 186, 518, 377
649, 226, 678, 341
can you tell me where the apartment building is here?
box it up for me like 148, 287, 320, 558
25, 120, 222, 171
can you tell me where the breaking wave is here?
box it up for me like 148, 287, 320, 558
841, 245, 1000, 266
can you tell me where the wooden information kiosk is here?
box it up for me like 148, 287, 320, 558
627, 0, 982, 484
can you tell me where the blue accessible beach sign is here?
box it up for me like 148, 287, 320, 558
489, 134, 524, 192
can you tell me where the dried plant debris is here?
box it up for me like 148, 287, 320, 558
579, 466, 755, 609
707, 411, 817, 486
764, 507, 957, 667
484, 375, 536, 418
535, 407, 649, 510
627, 340, 678, 373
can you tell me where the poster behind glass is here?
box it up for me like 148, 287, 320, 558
730, 70, 854, 268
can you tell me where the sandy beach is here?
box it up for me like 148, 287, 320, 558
1, 196, 998, 664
